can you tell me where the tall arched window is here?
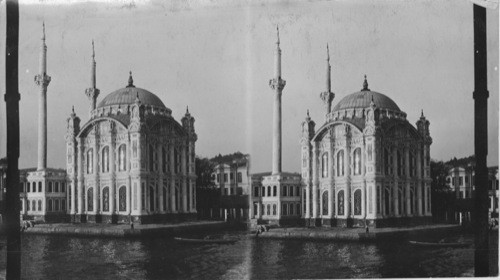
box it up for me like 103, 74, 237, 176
410, 188, 414, 215
102, 146, 109, 173
55, 199, 60, 211
149, 186, 155, 212
282, 186, 287, 197
398, 187, 403, 215
162, 147, 168, 173
385, 188, 391, 215
322, 191, 328, 216
384, 148, 390, 175
27, 200, 31, 211
322, 153, 329, 178
118, 145, 126, 171
163, 187, 168, 211
353, 148, 361, 175
409, 152, 415, 177
102, 187, 109, 212
397, 150, 403, 177
267, 186, 271, 197
338, 190, 344, 215
354, 189, 362, 215
336, 150, 344, 177
272, 204, 276, 215
149, 145, 154, 171
290, 203, 294, 215
87, 149, 93, 174
48, 199, 53, 212
38, 200, 42, 211
174, 185, 179, 211
296, 203, 301, 216
119, 186, 126, 212
31, 200, 35, 211
87, 187, 94, 212
282, 204, 287, 216
273, 186, 277, 197
261, 186, 265, 197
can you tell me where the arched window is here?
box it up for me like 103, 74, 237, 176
353, 148, 361, 175
296, 203, 301, 216
27, 200, 31, 211
384, 148, 390, 175
102, 146, 109, 173
174, 185, 179, 211
62, 182, 66, 193
290, 203, 294, 215
38, 182, 42, 192
322, 191, 328, 216
410, 188, 414, 215
163, 187, 168, 211
261, 186, 265, 197
118, 145, 127, 171
322, 153, 329, 178
48, 199, 53, 212
27, 182, 30, 193
55, 182, 59, 193
149, 145, 154, 171
55, 199, 60, 211
282, 204, 287, 216
337, 190, 344, 215
267, 186, 271, 197
336, 150, 344, 177
38, 200, 42, 211
62, 199, 66, 211
384, 188, 391, 215
162, 146, 168, 173
87, 187, 94, 212
149, 186, 155, 212
354, 189, 362, 215
283, 186, 287, 197
273, 186, 277, 197
397, 150, 402, 176
87, 149, 93, 174
31, 200, 35, 211
119, 186, 126, 212
266, 204, 270, 215
272, 204, 276, 215
290, 186, 294, 197
48, 182, 53, 192
102, 187, 109, 212
398, 187, 403, 215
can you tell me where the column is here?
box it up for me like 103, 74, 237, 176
311, 143, 319, 219
94, 136, 100, 214
109, 127, 115, 215
77, 138, 84, 215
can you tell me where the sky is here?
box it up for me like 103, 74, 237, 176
0, 0, 498, 173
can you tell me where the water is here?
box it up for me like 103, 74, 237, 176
0, 232, 477, 279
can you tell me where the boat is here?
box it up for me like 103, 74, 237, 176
174, 237, 237, 244
409, 240, 472, 248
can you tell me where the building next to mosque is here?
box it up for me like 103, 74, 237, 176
301, 46, 433, 228
20, 23, 197, 224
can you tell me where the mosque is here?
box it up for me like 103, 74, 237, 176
300, 47, 433, 228
250, 28, 432, 228
20, 24, 198, 224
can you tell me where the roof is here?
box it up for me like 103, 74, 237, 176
97, 86, 167, 110
332, 90, 400, 112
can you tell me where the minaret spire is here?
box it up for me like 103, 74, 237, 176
320, 43, 335, 116
269, 26, 286, 175
34, 22, 51, 171
85, 40, 100, 117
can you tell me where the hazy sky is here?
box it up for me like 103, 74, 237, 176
0, 0, 498, 173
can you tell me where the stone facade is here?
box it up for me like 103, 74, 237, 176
302, 74, 432, 228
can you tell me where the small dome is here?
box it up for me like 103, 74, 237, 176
332, 90, 401, 112
97, 87, 167, 109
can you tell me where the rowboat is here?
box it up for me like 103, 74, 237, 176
174, 237, 237, 244
409, 240, 471, 248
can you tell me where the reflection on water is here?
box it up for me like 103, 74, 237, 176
0, 232, 477, 279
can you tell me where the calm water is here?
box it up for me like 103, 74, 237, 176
0, 231, 478, 279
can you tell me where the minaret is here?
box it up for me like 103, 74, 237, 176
85, 40, 100, 117
320, 44, 334, 115
269, 26, 286, 175
34, 22, 51, 171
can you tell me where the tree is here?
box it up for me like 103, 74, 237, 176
195, 156, 220, 219
430, 159, 455, 222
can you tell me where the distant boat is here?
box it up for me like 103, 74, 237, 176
174, 237, 237, 244
409, 240, 472, 248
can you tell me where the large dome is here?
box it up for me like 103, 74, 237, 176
97, 86, 166, 109
332, 90, 400, 112
97, 73, 167, 109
